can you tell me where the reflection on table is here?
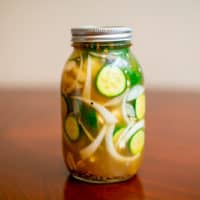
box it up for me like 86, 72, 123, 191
64, 175, 144, 200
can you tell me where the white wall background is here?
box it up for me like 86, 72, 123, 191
0, 0, 200, 89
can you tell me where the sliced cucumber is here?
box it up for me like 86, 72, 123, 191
128, 129, 144, 155
118, 120, 144, 149
96, 66, 127, 97
89, 51, 107, 59
134, 94, 145, 120
113, 127, 125, 145
80, 103, 98, 132
113, 124, 125, 136
64, 114, 80, 141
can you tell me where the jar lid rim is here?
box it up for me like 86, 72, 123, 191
71, 26, 132, 43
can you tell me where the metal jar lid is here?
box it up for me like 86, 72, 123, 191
71, 26, 132, 43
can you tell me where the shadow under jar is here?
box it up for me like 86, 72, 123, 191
61, 26, 145, 183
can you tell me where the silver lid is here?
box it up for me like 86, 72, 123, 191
71, 26, 132, 43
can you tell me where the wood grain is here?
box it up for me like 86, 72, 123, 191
0, 89, 199, 200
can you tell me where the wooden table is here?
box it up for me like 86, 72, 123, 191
0, 89, 199, 200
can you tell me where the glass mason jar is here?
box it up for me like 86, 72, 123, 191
61, 27, 145, 183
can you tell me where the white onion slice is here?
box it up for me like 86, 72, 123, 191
126, 103, 135, 118
89, 51, 108, 58
126, 85, 144, 101
122, 91, 131, 124
105, 124, 140, 162
115, 123, 133, 147
118, 120, 144, 149
104, 91, 127, 107
71, 96, 117, 124
80, 125, 107, 160
82, 55, 92, 99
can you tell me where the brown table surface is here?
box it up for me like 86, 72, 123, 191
0, 89, 200, 200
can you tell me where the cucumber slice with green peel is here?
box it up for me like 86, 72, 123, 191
113, 127, 125, 145
64, 114, 80, 141
113, 124, 126, 136
134, 94, 145, 120
80, 103, 98, 132
128, 129, 144, 155
96, 66, 127, 97
118, 120, 144, 149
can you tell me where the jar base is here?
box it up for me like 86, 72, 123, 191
71, 172, 135, 184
